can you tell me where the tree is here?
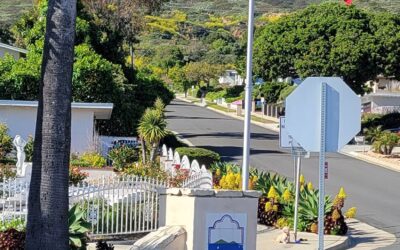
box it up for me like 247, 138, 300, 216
184, 61, 225, 88
253, 3, 400, 94
137, 108, 167, 162
168, 65, 191, 96
26, 0, 76, 249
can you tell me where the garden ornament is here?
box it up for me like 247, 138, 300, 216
276, 226, 290, 244
13, 135, 27, 177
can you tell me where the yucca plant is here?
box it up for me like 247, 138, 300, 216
137, 108, 168, 162
154, 97, 166, 114
363, 125, 383, 144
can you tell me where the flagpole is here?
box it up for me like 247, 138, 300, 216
242, 0, 255, 191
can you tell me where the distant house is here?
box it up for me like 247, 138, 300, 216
362, 75, 400, 114
218, 70, 244, 86
0, 42, 28, 60
0, 100, 113, 154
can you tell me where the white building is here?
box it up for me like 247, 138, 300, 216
218, 70, 244, 86
362, 76, 400, 114
0, 100, 113, 154
0, 42, 27, 60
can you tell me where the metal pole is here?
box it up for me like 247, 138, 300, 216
318, 83, 327, 250
242, 0, 255, 191
293, 152, 301, 242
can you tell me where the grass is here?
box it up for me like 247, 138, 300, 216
0, 0, 32, 24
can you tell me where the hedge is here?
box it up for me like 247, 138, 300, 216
175, 147, 221, 167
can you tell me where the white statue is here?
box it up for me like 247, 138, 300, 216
13, 135, 27, 177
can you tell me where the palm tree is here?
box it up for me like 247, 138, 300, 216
154, 97, 165, 113
137, 108, 167, 162
26, 0, 76, 249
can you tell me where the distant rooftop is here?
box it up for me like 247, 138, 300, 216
0, 42, 28, 54
0, 100, 114, 119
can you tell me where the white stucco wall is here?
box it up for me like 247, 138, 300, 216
0, 106, 94, 153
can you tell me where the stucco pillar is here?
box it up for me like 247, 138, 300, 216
159, 188, 261, 250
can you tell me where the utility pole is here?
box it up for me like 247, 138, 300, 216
242, 0, 255, 191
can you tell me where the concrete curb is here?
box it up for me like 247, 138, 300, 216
175, 96, 280, 133
340, 150, 400, 173
169, 130, 195, 147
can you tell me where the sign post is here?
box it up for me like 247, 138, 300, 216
285, 77, 361, 250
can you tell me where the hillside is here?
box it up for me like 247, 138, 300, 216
1, 0, 399, 24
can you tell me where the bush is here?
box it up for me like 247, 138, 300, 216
122, 162, 168, 180
0, 164, 16, 181
362, 112, 400, 131
0, 123, 13, 161
108, 145, 139, 171
372, 132, 400, 155
159, 132, 189, 149
24, 136, 34, 162
69, 167, 88, 185
0, 228, 25, 250
175, 147, 220, 167
71, 152, 107, 168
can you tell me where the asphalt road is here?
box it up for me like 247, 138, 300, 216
166, 99, 400, 249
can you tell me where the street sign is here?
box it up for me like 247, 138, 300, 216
279, 116, 302, 149
285, 77, 361, 152
284, 77, 361, 250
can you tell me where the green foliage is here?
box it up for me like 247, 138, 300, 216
372, 132, 400, 155
73, 152, 107, 168
122, 162, 168, 180
298, 188, 333, 226
24, 136, 34, 162
175, 147, 221, 167
0, 123, 13, 161
108, 146, 139, 171
253, 3, 400, 94
363, 126, 383, 144
68, 204, 91, 250
0, 164, 16, 182
0, 218, 25, 232
278, 84, 296, 102
159, 132, 189, 149
255, 82, 291, 103
137, 107, 168, 162
362, 112, 400, 131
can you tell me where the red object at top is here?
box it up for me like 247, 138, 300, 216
344, 0, 352, 6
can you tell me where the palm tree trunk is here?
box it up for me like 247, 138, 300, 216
141, 137, 146, 164
150, 142, 159, 162
26, 1, 76, 249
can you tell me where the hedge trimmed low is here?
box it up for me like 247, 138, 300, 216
175, 147, 220, 167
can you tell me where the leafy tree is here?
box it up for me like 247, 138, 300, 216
26, 0, 76, 248
168, 65, 191, 96
253, 3, 400, 94
184, 61, 225, 87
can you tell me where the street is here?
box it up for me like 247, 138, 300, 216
166, 99, 400, 249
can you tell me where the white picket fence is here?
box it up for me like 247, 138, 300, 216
0, 170, 212, 237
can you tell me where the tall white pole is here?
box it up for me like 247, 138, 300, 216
318, 83, 327, 249
242, 0, 255, 191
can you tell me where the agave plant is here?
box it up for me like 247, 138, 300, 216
69, 204, 91, 249
298, 189, 333, 227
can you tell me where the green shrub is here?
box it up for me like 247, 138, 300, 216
159, 132, 189, 148
0, 164, 16, 182
69, 204, 91, 250
0, 218, 25, 232
79, 152, 107, 168
122, 162, 168, 180
0, 123, 13, 161
69, 167, 88, 185
108, 145, 139, 171
362, 112, 400, 131
175, 147, 220, 167
24, 136, 34, 162
372, 132, 400, 155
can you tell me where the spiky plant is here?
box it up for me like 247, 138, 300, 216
137, 108, 168, 162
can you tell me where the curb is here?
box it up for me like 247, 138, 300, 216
340, 150, 400, 173
175, 96, 280, 133
327, 236, 352, 250
169, 130, 195, 147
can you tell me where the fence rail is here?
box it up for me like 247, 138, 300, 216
0, 170, 213, 237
